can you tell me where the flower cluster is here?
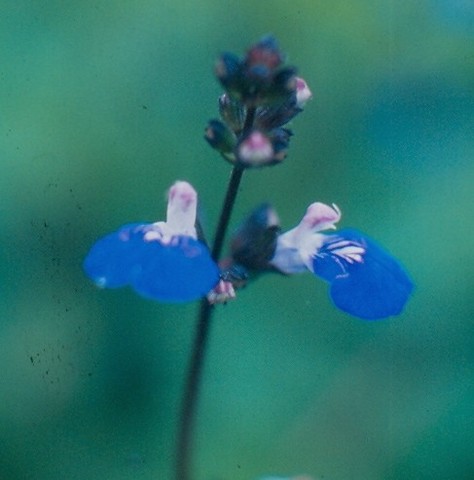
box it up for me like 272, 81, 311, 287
83, 36, 413, 321
205, 35, 311, 167
82, 36, 414, 480
84, 179, 412, 319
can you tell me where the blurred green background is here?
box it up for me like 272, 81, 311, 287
1, 1, 474, 479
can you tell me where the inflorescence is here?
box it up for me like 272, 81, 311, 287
84, 35, 413, 320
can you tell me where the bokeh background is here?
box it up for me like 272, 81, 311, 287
1, 1, 473, 479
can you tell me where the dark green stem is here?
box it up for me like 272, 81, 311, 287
210, 166, 244, 260
174, 166, 243, 480
174, 300, 213, 480
174, 106, 255, 480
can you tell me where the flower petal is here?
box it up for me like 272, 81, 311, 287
83, 223, 148, 288
313, 229, 414, 320
132, 235, 220, 303
84, 225, 220, 302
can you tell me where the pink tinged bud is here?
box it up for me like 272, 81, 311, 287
165, 181, 198, 238
295, 77, 312, 107
245, 35, 283, 71
207, 279, 236, 304
238, 130, 274, 166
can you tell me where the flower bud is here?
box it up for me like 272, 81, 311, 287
269, 127, 292, 163
230, 203, 280, 271
215, 52, 243, 96
264, 66, 298, 104
218, 93, 245, 133
214, 36, 299, 107
204, 119, 237, 161
245, 36, 283, 69
255, 99, 301, 130
295, 77, 312, 107
244, 35, 284, 83
237, 130, 274, 167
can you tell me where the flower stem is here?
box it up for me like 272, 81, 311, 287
210, 165, 244, 260
174, 299, 213, 480
174, 107, 255, 480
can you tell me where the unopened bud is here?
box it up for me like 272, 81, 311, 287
269, 127, 292, 163
230, 203, 280, 271
237, 130, 274, 166
204, 119, 237, 159
244, 35, 283, 78
215, 52, 242, 94
295, 77, 312, 107
218, 93, 245, 133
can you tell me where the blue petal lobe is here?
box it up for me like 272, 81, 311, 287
84, 224, 220, 303
83, 223, 147, 288
313, 229, 414, 320
131, 236, 220, 303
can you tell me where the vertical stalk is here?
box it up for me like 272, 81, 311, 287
174, 300, 213, 480
174, 107, 255, 480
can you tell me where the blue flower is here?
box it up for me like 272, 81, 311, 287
270, 202, 413, 320
83, 181, 220, 303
